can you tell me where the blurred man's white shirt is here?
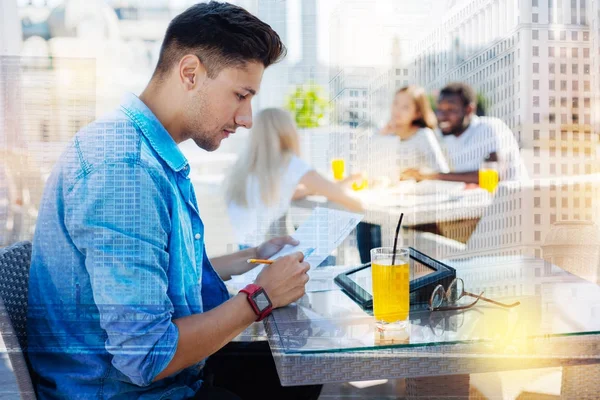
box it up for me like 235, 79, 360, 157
439, 116, 528, 181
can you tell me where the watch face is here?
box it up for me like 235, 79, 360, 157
252, 290, 271, 312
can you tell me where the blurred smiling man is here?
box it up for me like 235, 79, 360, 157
404, 82, 527, 184
27, 3, 321, 399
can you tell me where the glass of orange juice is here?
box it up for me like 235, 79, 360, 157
479, 161, 499, 193
371, 247, 410, 330
331, 158, 345, 181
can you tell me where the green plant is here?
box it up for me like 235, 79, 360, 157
285, 82, 329, 128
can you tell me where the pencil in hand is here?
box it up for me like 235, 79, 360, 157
246, 259, 274, 265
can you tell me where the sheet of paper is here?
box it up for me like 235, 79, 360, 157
228, 207, 363, 290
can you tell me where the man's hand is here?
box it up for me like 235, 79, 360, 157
255, 235, 299, 260
255, 252, 309, 308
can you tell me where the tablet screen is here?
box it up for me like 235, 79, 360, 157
346, 258, 437, 295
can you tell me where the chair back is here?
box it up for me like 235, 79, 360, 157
0, 241, 36, 399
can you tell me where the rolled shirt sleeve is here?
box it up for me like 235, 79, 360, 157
64, 161, 177, 387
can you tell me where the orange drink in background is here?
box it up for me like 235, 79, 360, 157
331, 158, 345, 181
479, 161, 499, 193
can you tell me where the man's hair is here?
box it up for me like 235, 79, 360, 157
439, 82, 477, 107
153, 1, 286, 80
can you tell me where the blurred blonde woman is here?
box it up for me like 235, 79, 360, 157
225, 108, 362, 249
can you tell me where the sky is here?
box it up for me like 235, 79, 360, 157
16, 0, 450, 67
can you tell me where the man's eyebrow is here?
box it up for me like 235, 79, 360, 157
242, 87, 257, 96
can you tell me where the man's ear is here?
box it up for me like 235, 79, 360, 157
178, 54, 207, 90
465, 102, 476, 116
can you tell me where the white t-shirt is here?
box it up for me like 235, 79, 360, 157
366, 127, 450, 181
440, 116, 528, 181
227, 155, 313, 246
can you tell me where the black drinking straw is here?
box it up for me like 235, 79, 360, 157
391, 213, 404, 265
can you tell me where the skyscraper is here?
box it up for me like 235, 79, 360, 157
411, 0, 600, 260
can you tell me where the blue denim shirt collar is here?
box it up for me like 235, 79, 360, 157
119, 92, 189, 174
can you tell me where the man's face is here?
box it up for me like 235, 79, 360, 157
435, 94, 471, 136
182, 61, 264, 151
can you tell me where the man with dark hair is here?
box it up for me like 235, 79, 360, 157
27, 3, 320, 399
405, 82, 526, 183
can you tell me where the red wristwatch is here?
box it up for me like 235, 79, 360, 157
240, 284, 273, 321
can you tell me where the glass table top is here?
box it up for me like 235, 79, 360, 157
270, 255, 600, 354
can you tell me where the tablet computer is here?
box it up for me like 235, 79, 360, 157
334, 247, 456, 310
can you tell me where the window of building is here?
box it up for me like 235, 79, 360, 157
533, 63, 539, 73
584, 64, 590, 74
550, 97, 556, 106
549, 63, 555, 73
549, 30, 555, 40
562, 164, 568, 174
532, 13, 539, 22
584, 48, 590, 58
562, 197, 568, 207
562, 146, 568, 156
534, 164, 541, 174
535, 197, 541, 207
561, 80, 567, 90
561, 97, 568, 107
549, 47, 555, 57
550, 130, 556, 139
584, 81, 590, 91
533, 96, 540, 106
560, 63, 567, 73
535, 231, 541, 241
572, 31, 578, 41
532, 0, 538, 6
574, 164, 580, 174
572, 64, 578, 74
573, 80, 578, 90
534, 80, 540, 90
549, 113, 555, 123
561, 47, 567, 57
572, 48, 578, 58
573, 113, 579, 123
533, 46, 539, 56
561, 31, 566, 40
584, 97, 590, 107
534, 146, 541, 155
551, 197, 557, 207
561, 113, 568, 123
549, 80, 555, 90
583, 32, 589, 41
551, 214, 557, 223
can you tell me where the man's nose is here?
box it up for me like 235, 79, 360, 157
235, 102, 253, 129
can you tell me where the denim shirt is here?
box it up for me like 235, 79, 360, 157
27, 93, 230, 399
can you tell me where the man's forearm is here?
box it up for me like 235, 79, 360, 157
435, 171, 480, 184
210, 246, 258, 280
154, 293, 256, 381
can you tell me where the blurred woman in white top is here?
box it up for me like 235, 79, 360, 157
373, 85, 449, 181
225, 108, 363, 249
356, 85, 450, 263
